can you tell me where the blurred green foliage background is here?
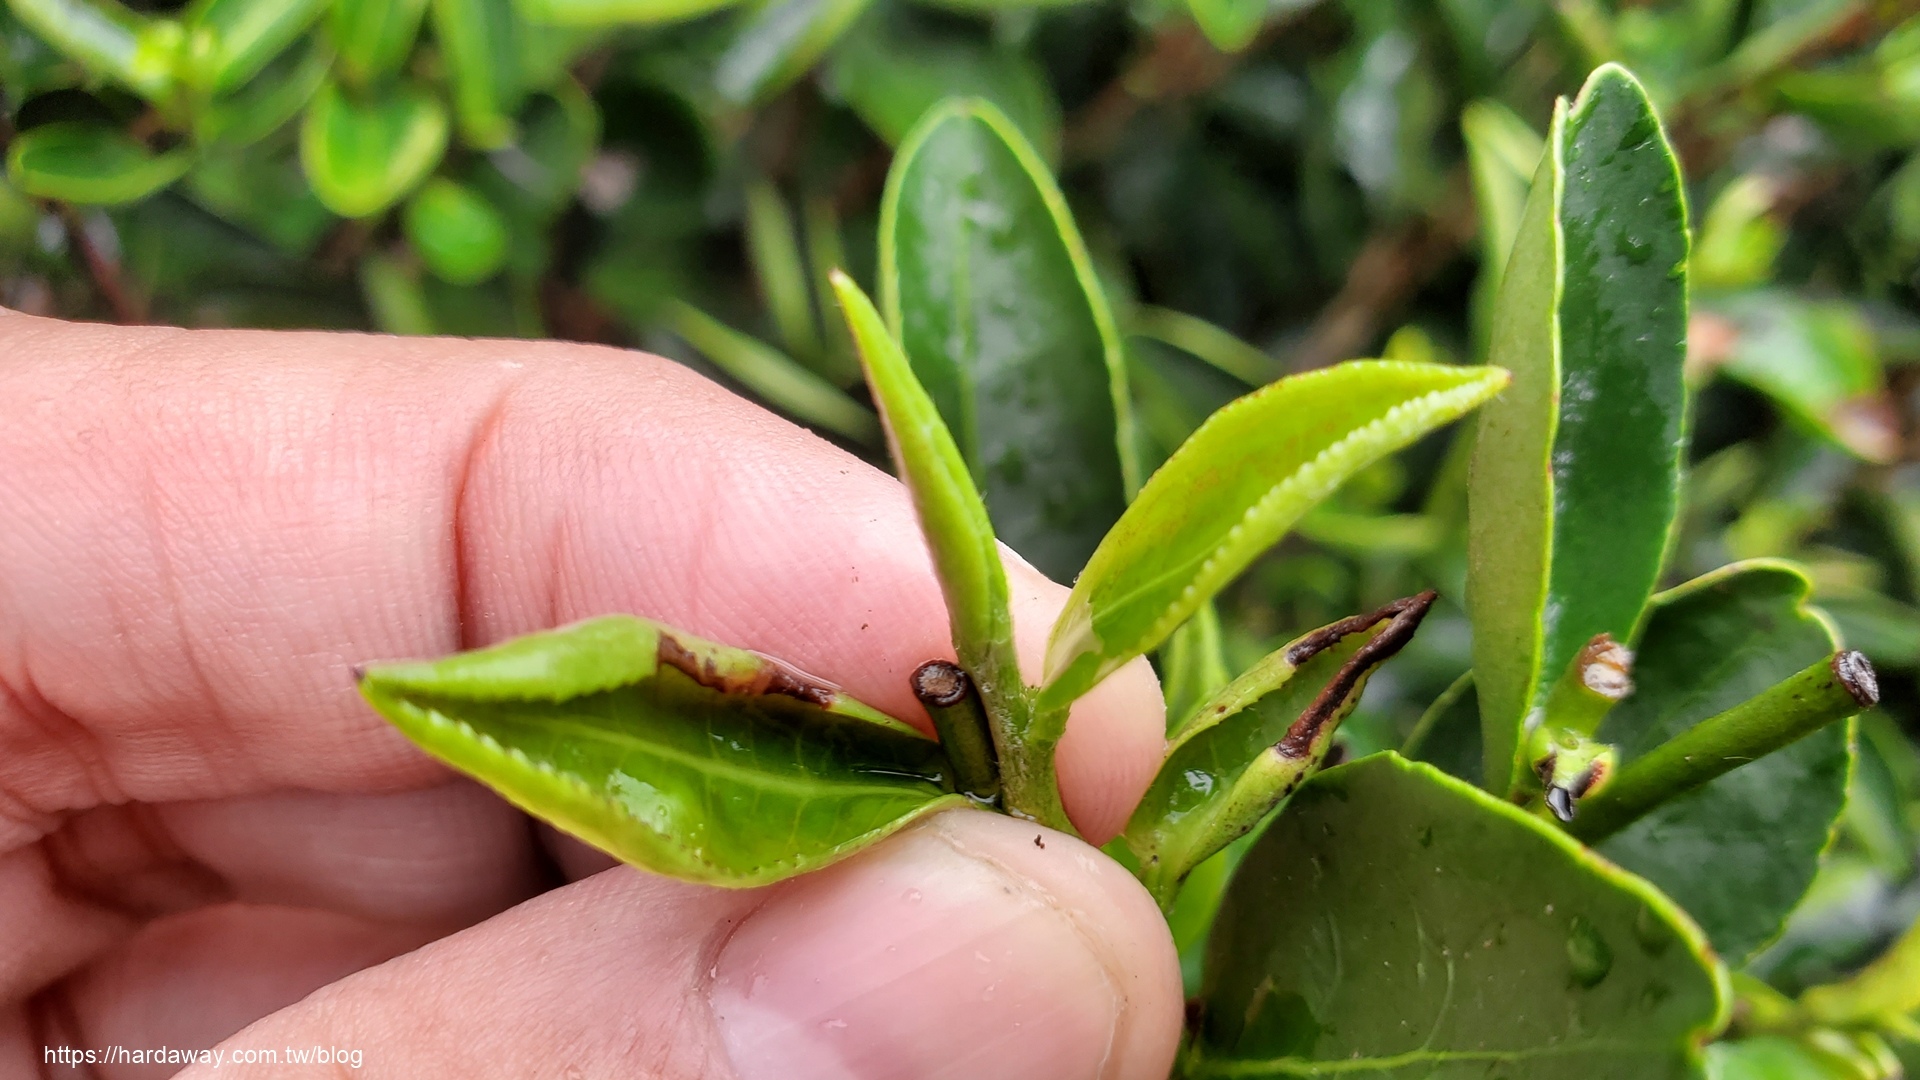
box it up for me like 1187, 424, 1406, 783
7, 0, 1920, 1058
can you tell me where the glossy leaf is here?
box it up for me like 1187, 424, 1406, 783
432, 0, 524, 149
662, 299, 879, 445
183, 0, 328, 95
1190, 752, 1727, 1079
1593, 561, 1852, 962
359, 615, 968, 887
7, 123, 192, 205
193, 37, 330, 146
1040, 360, 1508, 713
879, 97, 1133, 583
829, 272, 1067, 830
1125, 594, 1433, 906
826, 20, 1061, 160
9, 0, 182, 102
514, 0, 741, 25
1469, 64, 1690, 795
332, 0, 430, 85
299, 79, 450, 218
714, 0, 872, 105
405, 178, 509, 284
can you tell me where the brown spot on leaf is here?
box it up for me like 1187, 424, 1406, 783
1276, 591, 1436, 759
657, 635, 837, 706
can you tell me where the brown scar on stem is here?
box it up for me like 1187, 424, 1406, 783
657, 635, 838, 706
1275, 590, 1437, 759
1833, 650, 1879, 709
910, 660, 972, 709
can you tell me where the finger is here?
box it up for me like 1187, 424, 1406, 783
0, 316, 1163, 846
178, 810, 1181, 1080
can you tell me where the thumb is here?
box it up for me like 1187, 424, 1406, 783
180, 809, 1182, 1080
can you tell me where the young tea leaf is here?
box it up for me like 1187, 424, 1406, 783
1040, 360, 1508, 713
1469, 64, 1690, 796
879, 97, 1133, 583
9, 0, 182, 102
829, 271, 1069, 830
1125, 593, 1435, 908
359, 615, 969, 887
1189, 752, 1728, 1078
299, 78, 449, 218
7, 122, 192, 205
404, 177, 509, 284
332, 0, 430, 86
1590, 560, 1855, 963
183, 0, 328, 96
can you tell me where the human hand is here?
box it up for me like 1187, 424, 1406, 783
0, 314, 1182, 1078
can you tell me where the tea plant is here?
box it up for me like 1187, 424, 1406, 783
354, 70, 1905, 1078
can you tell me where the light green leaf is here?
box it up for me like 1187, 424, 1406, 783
829, 272, 1067, 830
9, 0, 182, 102
743, 180, 822, 363
514, 0, 741, 25
405, 178, 509, 284
299, 78, 450, 218
183, 0, 327, 95
879, 97, 1133, 583
1460, 98, 1544, 349
1126, 594, 1434, 907
1160, 601, 1232, 733
1706, 1034, 1897, 1080
359, 615, 968, 887
192, 36, 330, 146
662, 298, 879, 445
1040, 360, 1508, 713
1186, 0, 1265, 53
715, 0, 872, 105
1468, 64, 1690, 796
6, 122, 192, 205
1129, 304, 1271, 385
1189, 752, 1728, 1079
431, 0, 524, 149
1592, 561, 1854, 963
331, 0, 430, 85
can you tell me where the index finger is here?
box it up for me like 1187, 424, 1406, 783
0, 314, 1164, 846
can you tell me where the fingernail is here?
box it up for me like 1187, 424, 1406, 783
712, 810, 1164, 1080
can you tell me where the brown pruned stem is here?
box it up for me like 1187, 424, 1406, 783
1567, 651, 1877, 843
912, 660, 1001, 804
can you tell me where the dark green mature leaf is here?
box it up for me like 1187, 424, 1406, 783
1125, 594, 1433, 906
6, 122, 192, 205
1469, 64, 1690, 795
9, 0, 182, 102
332, 0, 430, 85
1594, 561, 1853, 963
879, 97, 1132, 585
183, 0, 328, 95
360, 615, 968, 887
405, 177, 508, 284
1040, 361, 1508, 713
515, 0, 741, 25
432, 0, 525, 149
1190, 753, 1728, 1079
299, 78, 449, 218
714, 0, 872, 105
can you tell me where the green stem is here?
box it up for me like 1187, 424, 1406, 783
997, 696, 1073, 834
911, 660, 1000, 804
1567, 651, 1877, 843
